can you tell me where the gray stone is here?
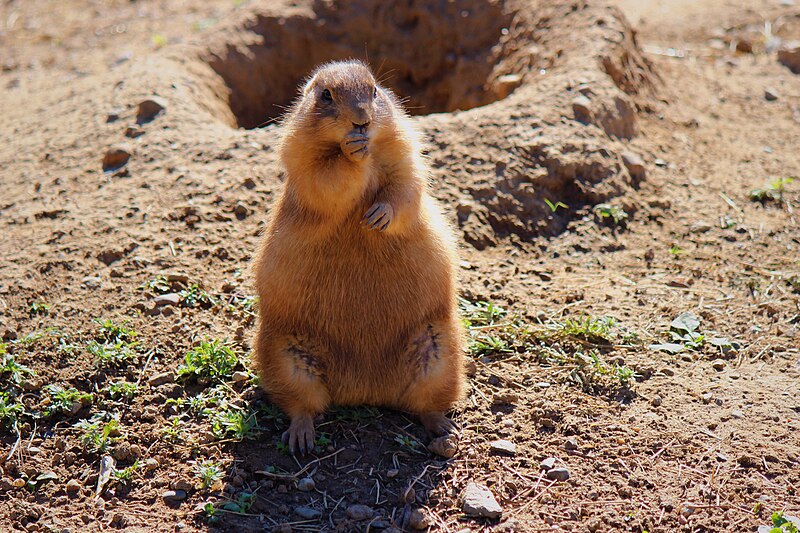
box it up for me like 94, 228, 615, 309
66, 479, 81, 494
231, 371, 249, 383
711, 359, 726, 371
546, 467, 571, 481
428, 434, 457, 458
461, 482, 502, 519
408, 508, 432, 530
489, 439, 516, 455
297, 477, 315, 492
764, 88, 779, 101
572, 95, 592, 121
294, 506, 321, 519
162, 490, 186, 502
102, 143, 132, 172
564, 438, 579, 450
153, 293, 180, 307
540, 457, 557, 471
81, 276, 102, 289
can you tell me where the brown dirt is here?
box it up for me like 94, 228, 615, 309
0, 0, 798, 532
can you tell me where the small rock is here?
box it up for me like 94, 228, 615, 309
494, 73, 523, 98
540, 457, 557, 471
106, 110, 121, 123
172, 479, 193, 492
162, 489, 186, 503
564, 438, 578, 450
0, 478, 13, 491
124, 126, 144, 138
777, 42, 800, 74
386, 468, 399, 479
136, 97, 167, 124
28, 446, 42, 455
572, 95, 592, 122
651, 395, 662, 407
737, 455, 758, 468
297, 477, 315, 492
231, 371, 249, 383
294, 506, 320, 519
701, 393, 713, 404
654, 158, 668, 167
428, 435, 458, 458
731, 409, 744, 419
81, 276, 102, 289
102, 143, 132, 172
148, 371, 174, 386
12, 478, 25, 488
621, 152, 646, 178
346, 504, 374, 521
145, 458, 159, 471
112, 442, 131, 461
711, 359, 726, 371
689, 221, 712, 233
489, 439, 516, 456
492, 392, 519, 405
764, 88, 779, 101
461, 482, 502, 519
546, 467, 570, 482
153, 293, 180, 307
408, 508, 432, 530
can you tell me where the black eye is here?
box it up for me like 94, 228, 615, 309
321, 89, 332, 103
373, 87, 378, 99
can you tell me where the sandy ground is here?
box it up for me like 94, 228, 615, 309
0, 0, 798, 532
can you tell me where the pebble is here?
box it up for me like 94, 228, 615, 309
124, 126, 144, 138
345, 504, 374, 521
386, 468, 399, 479
572, 95, 592, 121
231, 371, 249, 383
428, 435, 458, 458
461, 482, 502, 519
145, 458, 159, 471
546, 467, 571, 481
711, 359, 726, 371
689, 221, 712, 233
651, 395, 662, 407
28, 446, 42, 455
408, 508, 432, 530
172, 479, 193, 492
12, 478, 25, 488
564, 438, 578, 450
489, 439, 516, 455
153, 293, 180, 307
162, 490, 186, 502
102, 143, 132, 172
81, 276, 102, 289
112, 442, 131, 461
0, 478, 12, 491
148, 371, 174, 386
106, 110, 121, 123
701, 393, 713, 404
136, 96, 167, 124
293, 506, 320, 519
731, 410, 744, 419
66, 479, 81, 494
764, 88, 779, 101
297, 477, 315, 492
777, 42, 800, 74
621, 151, 646, 178
540, 457, 557, 471
654, 158, 668, 167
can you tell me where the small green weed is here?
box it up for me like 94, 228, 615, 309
558, 315, 615, 344
87, 340, 138, 366
180, 284, 216, 308
394, 434, 424, 454
209, 408, 259, 440
0, 345, 34, 384
95, 319, 137, 342
29, 301, 51, 315
769, 512, 799, 533
177, 340, 239, 383
140, 275, 171, 293
161, 416, 185, 443
44, 385, 92, 417
0, 392, 25, 428
195, 460, 224, 489
545, 198, 568, 213
103, 381, 138, 401
750, 177, 794, 204
593, 203, 628, 225
113, 460, 140, 485
649, 312, 735, 354
75, 415, 121, 453
669, 245, 685, 257
220, 491, 256, 514
460, 299, 507, 327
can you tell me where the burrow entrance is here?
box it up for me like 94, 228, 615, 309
204, 0, 534, 129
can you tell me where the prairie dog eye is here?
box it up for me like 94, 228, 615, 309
373, 87, 378, 99
321, 89, 333, 103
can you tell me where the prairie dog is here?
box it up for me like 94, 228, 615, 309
252, 60, 464, 455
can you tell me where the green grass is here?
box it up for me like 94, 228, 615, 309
180, 283, 216, 308
140, 275, 171, 293
770, 512, 799, 533
29, 301, 51, 315
593, 203, 628, 225
177, 340, 240, 383
160, 416, 185, 443
95, 318, 137, 342
209, 407, 259, 440
557, 315, 616, 344
113, 460, 140, 485
750, 177, 794, 204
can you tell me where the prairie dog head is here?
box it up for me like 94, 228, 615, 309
291, 60, 396, 150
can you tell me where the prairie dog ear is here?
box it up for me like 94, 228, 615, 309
302, 75, 317, 95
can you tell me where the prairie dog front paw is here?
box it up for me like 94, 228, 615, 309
362, 202, 393, 231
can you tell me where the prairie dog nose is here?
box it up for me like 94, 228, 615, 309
353, 121, 370, 132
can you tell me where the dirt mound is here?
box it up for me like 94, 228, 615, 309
111, 0, 657, 249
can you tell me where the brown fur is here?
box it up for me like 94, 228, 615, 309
251, 60, 464, 454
